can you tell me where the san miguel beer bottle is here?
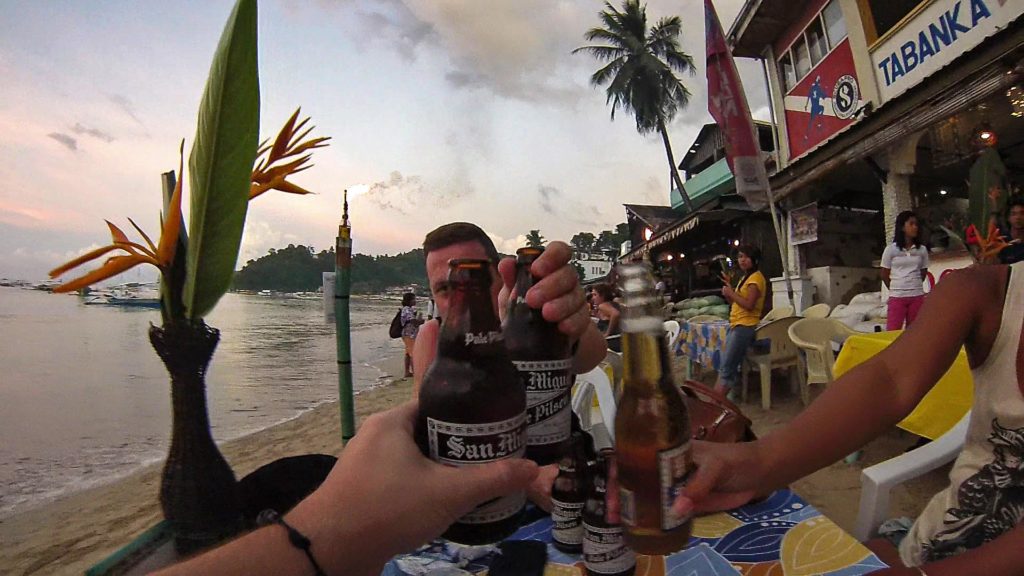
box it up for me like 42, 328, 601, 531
583, 449, 635, 576
415, 258, 527, 544
551, 432, 588, 553
614, 263, 694, 555
503, 246, 574, 465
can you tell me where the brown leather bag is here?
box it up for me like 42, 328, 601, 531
678, 380, 756, 443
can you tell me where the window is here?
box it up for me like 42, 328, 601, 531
793, 35, 811, 79
859, 0, 926, 43
779, 53, 796, 92
806, 19, 828, 66
822, 0, 847, 46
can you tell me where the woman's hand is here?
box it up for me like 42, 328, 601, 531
673, 440, 765, 518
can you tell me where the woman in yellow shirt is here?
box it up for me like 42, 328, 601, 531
716, 245, 767, 400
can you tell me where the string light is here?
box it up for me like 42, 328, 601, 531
1009, 85, 1024, 118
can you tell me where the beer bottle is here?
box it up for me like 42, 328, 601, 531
583, 450, 635, 576
503, 246, 574, 465
415, 258, 527, 545
614, 263, 694, 555
551, 432, 588, 553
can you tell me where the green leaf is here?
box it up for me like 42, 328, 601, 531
968, 148, 1007, 232
183, 0, 260, 320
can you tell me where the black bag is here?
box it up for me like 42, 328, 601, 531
389, 310, 403, 339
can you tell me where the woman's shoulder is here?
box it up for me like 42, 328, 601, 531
750, 270, 767, 284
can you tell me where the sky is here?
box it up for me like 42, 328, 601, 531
0, 0, 768, 282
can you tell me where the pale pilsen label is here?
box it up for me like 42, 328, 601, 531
619, 487, 636, 527
658, 442, 692, 530
551, 498, 585, 546
583, 523, 636, 574
427, 414, 527, 524
514, 359, 573, 446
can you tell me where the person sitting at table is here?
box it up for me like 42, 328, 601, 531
592, 282, 622, 352
881, 210, 929, 331
715, 244, 766, 400
998, 197, 1024, 265
675, 261, 1024, 576
152, 401, 540, 576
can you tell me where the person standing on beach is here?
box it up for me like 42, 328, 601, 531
881, 211, 929, 331
399, 292, 422, 378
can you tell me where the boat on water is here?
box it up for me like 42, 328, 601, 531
83, 286, 161, 309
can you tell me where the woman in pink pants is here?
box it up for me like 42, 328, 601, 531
881, 211, 929, 330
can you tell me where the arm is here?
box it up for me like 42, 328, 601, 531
676, 269, 987, 514
881, 268, 892, 289
871, 524, 1024, 575
411, 319, 439, 398
721, 275, 760, 311
881, 245, 893, 289
600, 302, 620, 337
154, 402, 538, 576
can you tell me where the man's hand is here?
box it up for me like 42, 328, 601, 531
526, 464, 559, 513
673, 440, 762, 518
498, 241, 590, 341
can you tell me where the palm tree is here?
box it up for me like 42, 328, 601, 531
575, 0, 696, 212
526, 229, 545, 247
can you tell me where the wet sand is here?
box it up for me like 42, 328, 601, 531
2, 354, 949, 575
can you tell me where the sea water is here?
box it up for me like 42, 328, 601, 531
0, 287, 405, 518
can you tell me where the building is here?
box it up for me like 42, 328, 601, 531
619, 122, 782, 299
573, 253, 614, 283
727, 0, 1023, 304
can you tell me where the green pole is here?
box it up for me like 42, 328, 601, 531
335, 190, 355, 445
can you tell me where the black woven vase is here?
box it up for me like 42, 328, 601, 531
150, 320, 243, 554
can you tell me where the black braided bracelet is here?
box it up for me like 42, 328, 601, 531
256, 508, 327, 576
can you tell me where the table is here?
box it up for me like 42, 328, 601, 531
832, 331, 974, 440
384, 489, 887, 576
678, 319, 730, 375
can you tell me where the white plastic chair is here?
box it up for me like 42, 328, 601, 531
762, 305, 794, 322
801, 303, 832, 318
571, 366, 617, 450
788, 318, 857, 403
663, 320, 681, 348
741, 316, 804, 410
853, 410, 971, 541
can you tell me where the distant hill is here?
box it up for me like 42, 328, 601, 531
233, 244, 428, 294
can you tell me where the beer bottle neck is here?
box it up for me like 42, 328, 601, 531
621, 325, 672, 394
439, 283, 503, 355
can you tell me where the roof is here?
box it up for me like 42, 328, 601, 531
622, 204, 682, 233
679, 120, 776, 170
727, 0, 809, 58
621, 203, 751, 262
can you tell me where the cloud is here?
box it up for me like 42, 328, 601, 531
239, 220, 301, 267
361, 170, 473, 215
108, 94, 144, 126
47, 133, 77, 151
71, 123, 115, 143
538, 184, 559, 215
487, 232, 528, 256
536, 183, 603, 229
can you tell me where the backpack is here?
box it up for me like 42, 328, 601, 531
389, 310, 403, 339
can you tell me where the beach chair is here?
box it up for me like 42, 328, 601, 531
853, 410, 971, 541
571, 366, 617, 450
762, 305, 794, 322
788, 318, 857, 404
741, 317, 804, 410
801, 303, 832, 318
663, 320, 681, 349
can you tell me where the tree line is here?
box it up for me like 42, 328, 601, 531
231, 223, 628, 293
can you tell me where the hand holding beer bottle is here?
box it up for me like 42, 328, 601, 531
614, 263, 694, 555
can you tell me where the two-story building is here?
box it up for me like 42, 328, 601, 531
728, 0, 1023, 303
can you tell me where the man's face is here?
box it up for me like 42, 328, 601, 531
1009, 205, 1024, 231
425, 240, 500, 319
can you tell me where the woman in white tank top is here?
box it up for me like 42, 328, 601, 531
674, 262, 1024, 575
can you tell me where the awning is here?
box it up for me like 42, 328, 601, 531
621, 207, 748, 262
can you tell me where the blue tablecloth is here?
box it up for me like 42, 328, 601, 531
678, 319, 730, 371
384, 489, 887, 575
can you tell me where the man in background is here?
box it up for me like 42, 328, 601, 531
999, 197, 1024, 264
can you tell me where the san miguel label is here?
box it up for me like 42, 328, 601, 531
427, 413, 527, 523
513, 359, 573, 446
583, 524, 635, 574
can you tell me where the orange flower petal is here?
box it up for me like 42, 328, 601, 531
49, 244, 123, 278
52, 255, 146, 293
106, 220, 132, 245
127, 217, 158, 255
156, 142, 185, 265
269, 108, 301, 162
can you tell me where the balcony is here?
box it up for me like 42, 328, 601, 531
671, 158, 734, 211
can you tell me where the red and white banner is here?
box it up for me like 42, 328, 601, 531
705, 0, 768, 210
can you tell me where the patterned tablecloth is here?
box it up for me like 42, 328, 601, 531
383, 489, 887, 576
677, 319, 731, 371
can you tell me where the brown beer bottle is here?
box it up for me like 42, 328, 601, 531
583, 450, 635, 576
415, 258, 527, 545
614, 263, 694, 555
503, 246, 574, 465
551, 432, 588, 553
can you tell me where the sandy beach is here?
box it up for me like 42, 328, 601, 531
1, 354, 949, 575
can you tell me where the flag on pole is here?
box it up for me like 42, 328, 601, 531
705, 0, 769, 210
